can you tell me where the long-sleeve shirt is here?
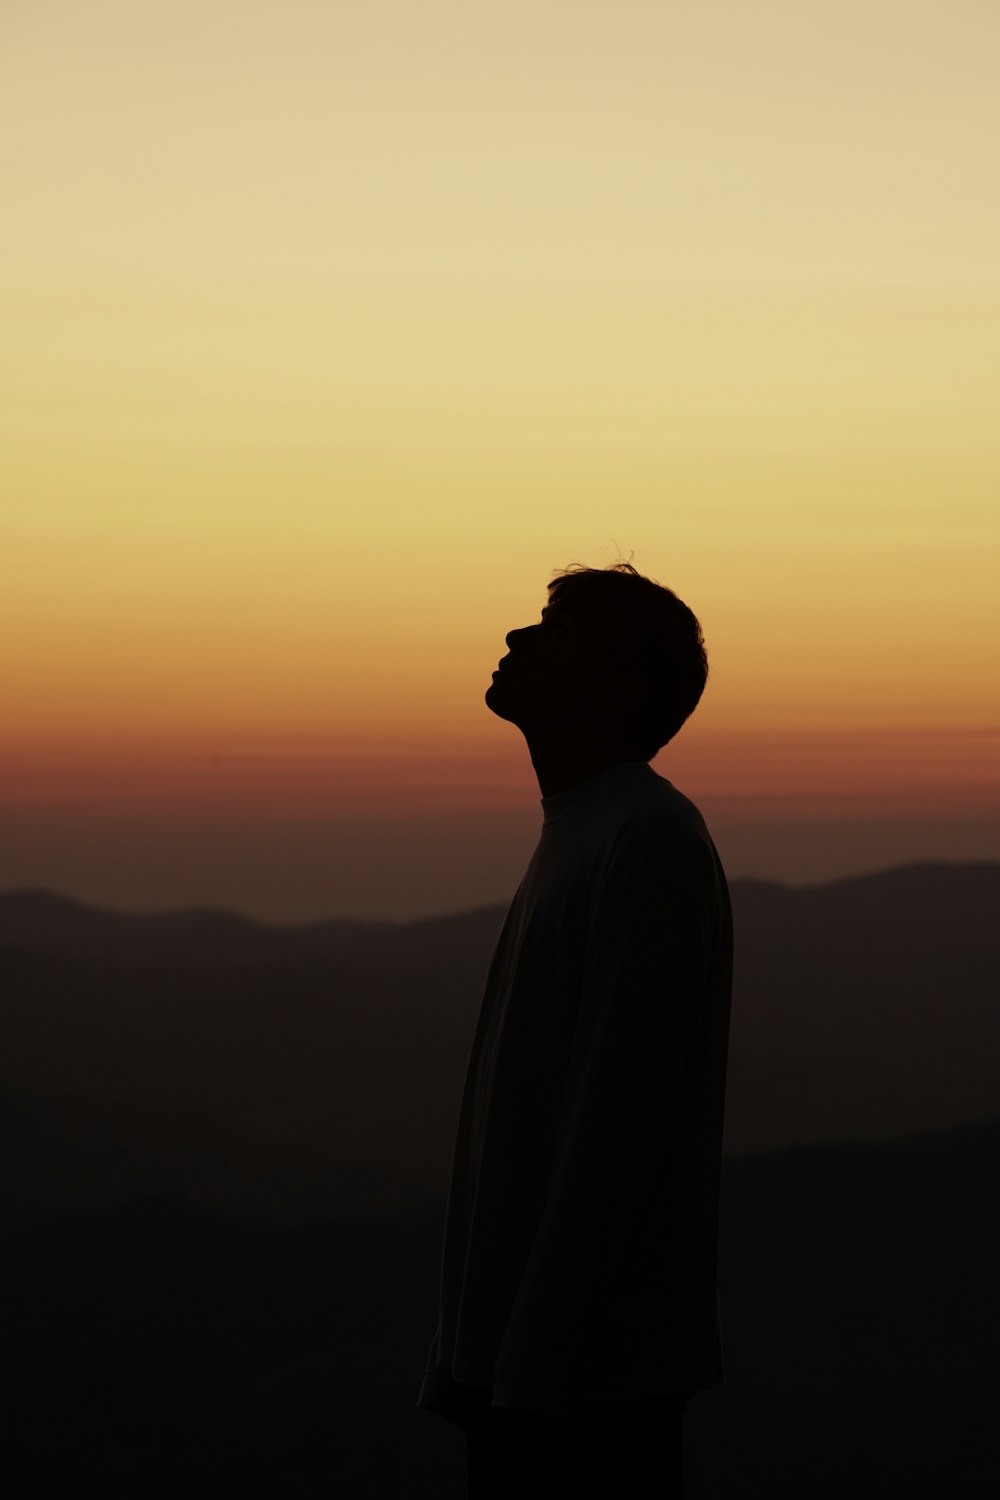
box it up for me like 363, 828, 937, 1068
416, 758, 734, 1423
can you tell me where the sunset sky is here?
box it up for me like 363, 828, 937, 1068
3, 0, 998, 920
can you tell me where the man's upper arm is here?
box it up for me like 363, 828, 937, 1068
583, 811, 714, 1023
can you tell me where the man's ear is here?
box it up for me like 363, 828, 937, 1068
595, 664, 647, 716
620, 664, 650, 707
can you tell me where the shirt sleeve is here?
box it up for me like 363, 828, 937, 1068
491, 812, 713, 1414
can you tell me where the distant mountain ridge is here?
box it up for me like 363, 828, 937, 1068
0, 884, 504, 968
5, 855, 999, 943
1, 860, 998, 1233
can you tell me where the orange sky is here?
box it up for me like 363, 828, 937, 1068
2, 1, 998, 918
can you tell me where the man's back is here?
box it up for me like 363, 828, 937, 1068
417, 758, 733, 1425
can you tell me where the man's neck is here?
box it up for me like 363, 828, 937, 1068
525, 739, 647, 799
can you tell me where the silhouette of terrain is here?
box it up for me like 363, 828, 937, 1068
1, 864, 998, 1492
1, 1122, 995, 1495
1, 862, 997, 1231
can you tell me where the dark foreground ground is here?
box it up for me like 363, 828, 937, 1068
3, 1118, 997, 1498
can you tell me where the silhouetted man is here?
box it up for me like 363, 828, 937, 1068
417, 561, 734, 1498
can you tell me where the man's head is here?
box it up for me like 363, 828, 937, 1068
485, 561, 709, 761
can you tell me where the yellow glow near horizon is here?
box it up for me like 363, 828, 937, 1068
3, 0, 999, 840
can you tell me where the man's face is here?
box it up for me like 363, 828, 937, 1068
485, 597, 638, 736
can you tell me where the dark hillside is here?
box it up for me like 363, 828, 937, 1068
1, 862, 997, 1233
1, 1119, 996, 1496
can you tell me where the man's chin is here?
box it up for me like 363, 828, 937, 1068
484, 680, 519, 724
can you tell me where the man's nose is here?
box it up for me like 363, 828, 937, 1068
505, 625, 536, 650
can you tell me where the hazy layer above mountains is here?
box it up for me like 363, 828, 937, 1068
4, 804, 999, 922
1, 860, 997, 1231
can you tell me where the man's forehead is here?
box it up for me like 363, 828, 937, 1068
542, 598, 605, 628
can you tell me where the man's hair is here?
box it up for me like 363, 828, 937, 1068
547, 559, 709, 759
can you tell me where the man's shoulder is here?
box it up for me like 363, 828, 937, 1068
617, 777, 712, 848
606, 781, 725, 892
